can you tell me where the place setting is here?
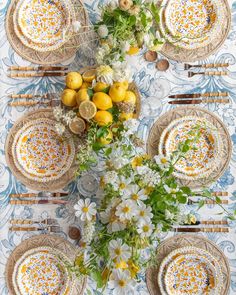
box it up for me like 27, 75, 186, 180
1, 0, 236, 295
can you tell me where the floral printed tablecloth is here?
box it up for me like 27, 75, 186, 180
0, 0, 236, 294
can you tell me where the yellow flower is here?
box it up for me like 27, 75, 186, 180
127, 260, 140, 278
131, 154, 150, 169
144, 187, 154, 195
119, 0, 133, 11
114, 259, 128, 269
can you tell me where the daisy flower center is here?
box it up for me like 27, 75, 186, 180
122, 206, 130, 213
118, 279, 126, 287
161, 158, 167, 164
119, 183, 126, 189
140, 210, 145, 217
143, 225, 150, 232
82, 207, 89, 213
115, 248, 122, 255
131, 194, 139, 201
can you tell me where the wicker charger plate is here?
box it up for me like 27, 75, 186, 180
146, 234, 230, 295
5, 235, 87, 295
5, 109, 80, 191
6, 0, 88, 64
159, 0, 231, 62
146, 106, 232, 189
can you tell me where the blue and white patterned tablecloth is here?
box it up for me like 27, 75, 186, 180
0, 0, 236, 294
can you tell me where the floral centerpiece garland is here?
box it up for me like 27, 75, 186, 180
53, 1, 235, 293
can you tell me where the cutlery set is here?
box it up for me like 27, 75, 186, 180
8, 65, 69, 78
168, 91, 230, 105
185, 62, 229, 77
9, 218, 61, 232
8, 92, 60, 107
9, 192, 68, 205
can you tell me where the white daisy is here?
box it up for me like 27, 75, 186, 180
108, 269, 135, 295
135, 202, 153, 223
154, 155, 170, 168
103, 171, 119, 186
109, 239, 131, 262
74, 198, 97, 221
114, 176, 132, 193
120, 40, 130, 53
123, 184, 148, 205
115, 200, 138, 221
164, 184, 179, 196
137, 221, 154, 238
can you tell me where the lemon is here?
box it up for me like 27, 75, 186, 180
123, 90, 136, 104
80, 82, 92, 89
82, 69, 96, 82
109, 84, 126, 102
61, 89, 77, 107
92, 92, 113, 110
99, 129, 113, 145
114, 81, 129, 90
127, 46, 140, 55
76, 89, 90, 106
69, 117, 86, 134
66, 72, 83, 89
94, 111, 113, 126
93, 82, 109, 92
119, 112, 133, 121
79, 101, 97, 120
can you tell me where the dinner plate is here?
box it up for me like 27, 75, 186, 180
165, 116, 221, 176
158, 116, 221, 180
157, 246, 223, 295
12, 246, 73, 295
165, 254, 218, 295
165, 0, 218, 42
13, 0, 75, 52
12, 118, 75, 182
159, 0, 223, 50
18, 0, 71, 45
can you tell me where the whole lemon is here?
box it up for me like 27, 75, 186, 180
61, 89, 77, 107
80, 82, 92, 89
93, 82, 109, 92
94, 111, 113, 126
109, 84, 126, 102
113, 81, 129, 90
76, 89, 90, 106
66, 72, 83, 89
92, 92, 113, 110
99, 129, 113, 145
123, 91, 137, 104
119, 112, 134, 121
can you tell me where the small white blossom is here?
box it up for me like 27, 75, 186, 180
116, 199, 138, 221
96, 44, 111, 65
109, 239, 131, 262
63, 110, 76, 125
83, 221, 95, 244
53, 106, 64, 121
123, 119, 139, 135
72, 21, 81, 33
165, 209, 175, 220
74, 198, 97, 221
135, 202, 153, 223
120, 40, 131, 53
55, 122, 65, 136
154, 155, 170, 168
104, 171, 119, 185
114, 176, 132, 193
164, 184, 179, 196
123, 185, 148, 205
112, 61, 132, 83
108, 269, 135, 295
97, 24, 109, 38
96, 65, 114, 85
137, 221, 154, 238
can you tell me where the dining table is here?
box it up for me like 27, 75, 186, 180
0, 0, 236, 294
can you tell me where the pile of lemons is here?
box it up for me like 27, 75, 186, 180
61, 70, 137, 144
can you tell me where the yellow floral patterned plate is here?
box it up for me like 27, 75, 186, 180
165, 116, 221, 176
12, 247, 73, 295
157, 246, 223, 295
165, 254, 217, 295
18, 0, 71, 45
13, 0, 75, 52
12, 118, 75, 182
159, 0, 224, 50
